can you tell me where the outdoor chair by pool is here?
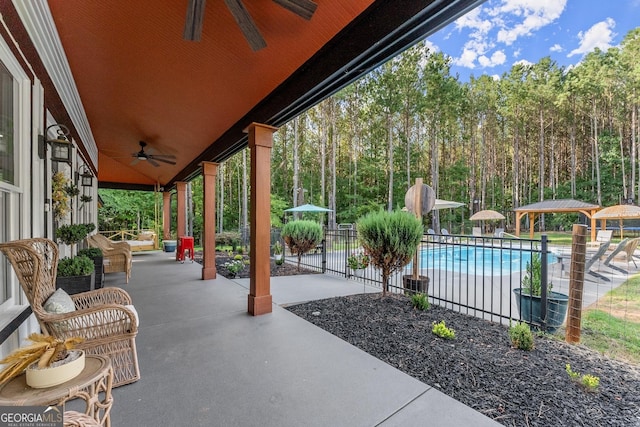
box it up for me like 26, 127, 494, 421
87, 233, 132, 283
493, 228, 505, 238
603, 237, 640, 274
585, 241, 612, 281
472, 227, 482, 237
440, 228, 455, 242
586, 229, 613, 249
0, 238, 140, 387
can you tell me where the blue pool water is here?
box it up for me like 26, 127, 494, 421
419, 246, 557, 276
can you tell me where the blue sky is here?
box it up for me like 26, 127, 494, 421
425, 0, 640, 82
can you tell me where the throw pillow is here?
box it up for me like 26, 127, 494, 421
43, 288, 76, 314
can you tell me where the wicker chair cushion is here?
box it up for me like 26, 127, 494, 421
43, 288, 76, 314
125, 304, 139, 327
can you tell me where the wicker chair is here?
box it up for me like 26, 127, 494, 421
87, 234, 132, 283
0, 238, 140, 387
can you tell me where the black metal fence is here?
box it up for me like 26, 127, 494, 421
282, 228, 560, 329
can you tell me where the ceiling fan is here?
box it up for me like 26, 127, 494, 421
131, 141, 177, 167
183, 0, 318, 51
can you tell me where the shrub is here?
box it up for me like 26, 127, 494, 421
347, 251, 370, 269
509, 322, 534, 350
57, 255, 94, 277
411, 293, 429, 311
522, 253, 552, 296
566, 364, 600, 392
356, 210, 422, 295
217, 231, 241, 248
223, 259, 245, 277
55, 223, 94, 246
77, 247, 103, 258
281, 220, 322, 271
432, 320, 455, 339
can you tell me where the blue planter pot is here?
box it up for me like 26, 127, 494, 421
163, 240, 177, 252
513, 288, 569, 333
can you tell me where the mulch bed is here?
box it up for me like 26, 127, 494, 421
286, 293, 640, 427
194, 251, 318, 278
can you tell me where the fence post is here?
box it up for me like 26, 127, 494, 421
566, 224, 587, 343
321, 235, 327, 274
540, 234, 548, 330
344, 229, 351, 278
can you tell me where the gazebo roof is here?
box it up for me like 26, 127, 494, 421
514, 199, 600, 213
514, 199, 601, 240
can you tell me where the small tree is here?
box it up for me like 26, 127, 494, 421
357, 210, 423, 295
281, 220, 322, 271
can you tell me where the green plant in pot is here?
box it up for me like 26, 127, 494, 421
78, 247, 104, 289
513, 252, 568, 332
356, 210, 422, 295
281, 220, 322, 271
55, 223, 96, 294
272, 241, 283, 261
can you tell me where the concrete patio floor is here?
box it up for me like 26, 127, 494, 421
95, 250, 500, 427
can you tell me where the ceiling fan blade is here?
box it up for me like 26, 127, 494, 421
224, 0, 267, 51
184, 0, 207, 41
150, 153, 177, 160
147, 158, 160, 167
130, 158, 140, 166
272, 0, 317, 20
151, 157, 177, 165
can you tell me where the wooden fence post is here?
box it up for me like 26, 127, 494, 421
566, 224, 587, 343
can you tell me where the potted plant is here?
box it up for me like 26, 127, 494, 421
55, 223, 96, 294
0, 333, 85, 388
78, 247, 104, 289
356, 210, 423, 295
51, 171, 70, 222
272, 241, 283, 261
513, 252, 569, 332
281, 220, 323, 271
347, 250, 369, 277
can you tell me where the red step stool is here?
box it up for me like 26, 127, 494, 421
176, 236, 194, 263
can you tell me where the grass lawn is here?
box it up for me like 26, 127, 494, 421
580, 274, 640, 364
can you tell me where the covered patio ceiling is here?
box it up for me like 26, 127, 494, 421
19, 0, 485, 191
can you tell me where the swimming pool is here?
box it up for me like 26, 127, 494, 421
419, 245, 557, 276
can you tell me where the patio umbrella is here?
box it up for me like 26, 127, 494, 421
469, 209, 505, 221
593, 204, 640, 238
433, 199, 464, 210
284, 204, 332, 212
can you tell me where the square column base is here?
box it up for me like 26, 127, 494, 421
248, 294, 273, 316
202, 267, 217, 280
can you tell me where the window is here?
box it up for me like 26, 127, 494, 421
0, 39, 27, 311
0, 61, 14, 185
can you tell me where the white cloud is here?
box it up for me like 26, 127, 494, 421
492, 0, 567, 45
513, 59, 534, 68
422, 40, 439, 53
449, 0, 566, 70
550, 43, 563, 52
454, 7, 493, 34
567, 18, 616, 57
453, 48, 478, 68
478, 50, 507, 67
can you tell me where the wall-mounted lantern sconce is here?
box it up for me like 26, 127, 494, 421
80, 168, 94, 187
46, 124, 72, 164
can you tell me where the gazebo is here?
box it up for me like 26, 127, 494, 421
514, 199, 600, 241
